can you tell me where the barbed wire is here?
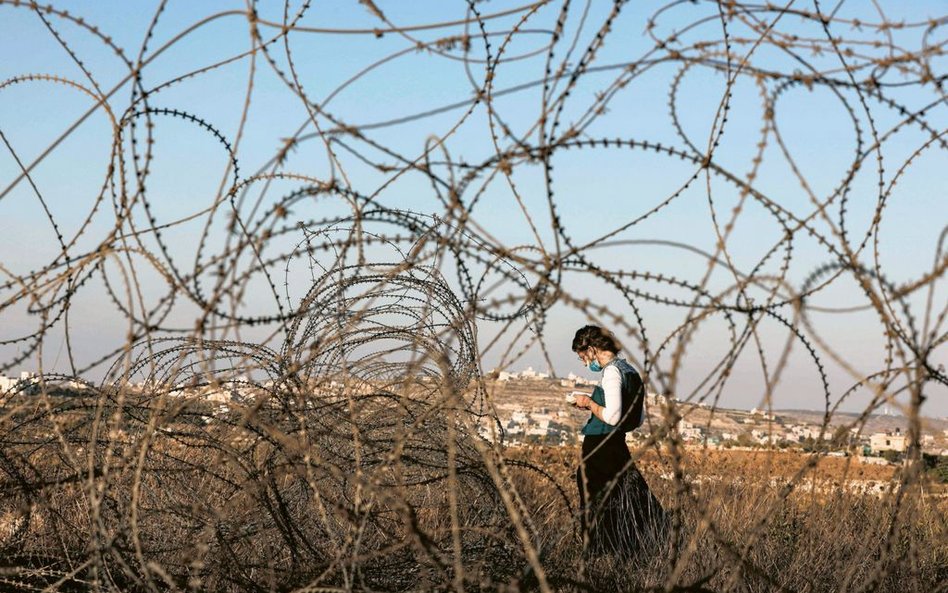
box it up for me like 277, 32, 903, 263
0, 1, 945, 591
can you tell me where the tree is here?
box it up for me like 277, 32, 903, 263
737, 431, 755, 447
881, 449, 901, 464
924, 454, 948, 484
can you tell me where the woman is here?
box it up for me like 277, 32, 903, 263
571, 324, 667, 557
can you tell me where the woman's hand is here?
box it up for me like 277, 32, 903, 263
573, 394, 592, 409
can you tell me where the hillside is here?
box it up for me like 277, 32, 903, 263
482, 378, 947, 444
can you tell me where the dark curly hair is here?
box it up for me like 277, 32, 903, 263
571, 325, 621, 354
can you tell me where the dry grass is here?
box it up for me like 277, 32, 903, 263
507, 445, 948, 592
2, 393, 946, 592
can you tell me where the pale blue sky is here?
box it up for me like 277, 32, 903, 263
1, 1, 945, 417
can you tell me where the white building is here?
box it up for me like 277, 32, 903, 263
526, 418, 551, 436
870, 430, 908, 453
646, 392, 666, 405
0, 375, 17, 393
677, 419, 703, 441
790, 425, 822, 441
0, 372, 38, 394
515, 366, 549, 381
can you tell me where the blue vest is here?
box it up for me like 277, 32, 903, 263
581, 357, 646, 435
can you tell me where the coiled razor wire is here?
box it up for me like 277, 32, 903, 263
0, 1, 945, 591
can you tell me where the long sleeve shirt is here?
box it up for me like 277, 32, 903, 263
599, 364, 623, 426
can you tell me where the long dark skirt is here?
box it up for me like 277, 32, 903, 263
576, 431, 668, 557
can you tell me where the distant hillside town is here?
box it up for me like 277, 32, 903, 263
3, 370, 947, 463
479, 368, 948, 462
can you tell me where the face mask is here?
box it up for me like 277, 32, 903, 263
588, 360, 602, 373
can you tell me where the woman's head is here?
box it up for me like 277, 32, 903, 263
571, 325, 620, 360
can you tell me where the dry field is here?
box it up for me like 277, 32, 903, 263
2, 391, 946, 592
505, 445, 948, 592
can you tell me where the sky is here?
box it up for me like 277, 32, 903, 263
0, 1, 945, 418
